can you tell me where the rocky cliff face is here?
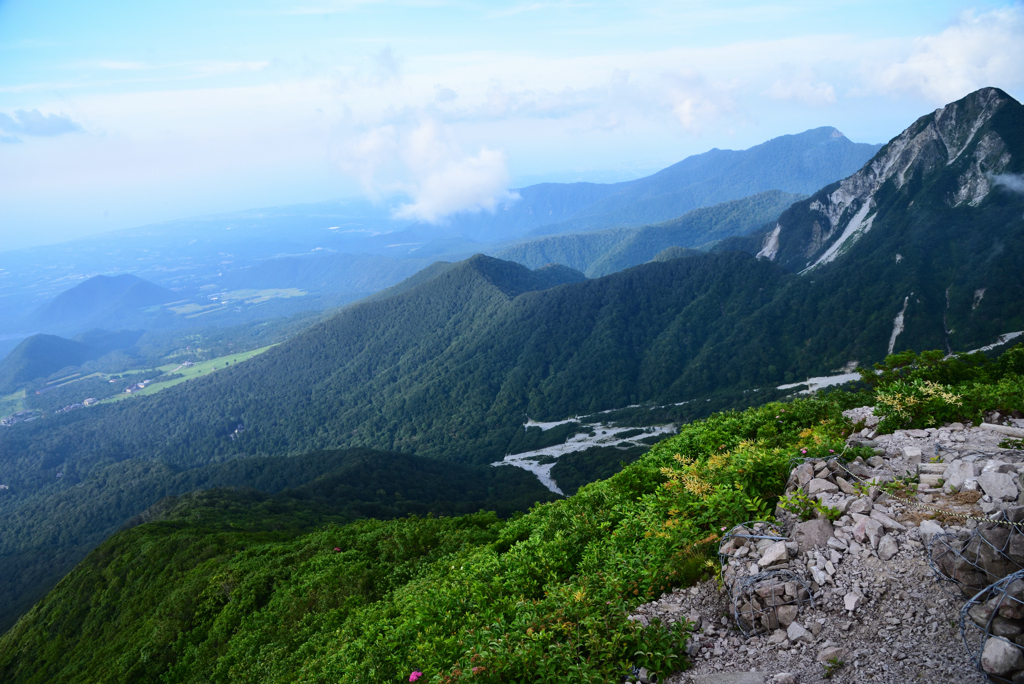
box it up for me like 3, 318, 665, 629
758, 88, 1022, 274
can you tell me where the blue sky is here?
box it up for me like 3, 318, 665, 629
1, 0, 1023, 249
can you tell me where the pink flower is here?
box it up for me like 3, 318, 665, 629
800, 449, 807, 454
333, 547, 341, 553
410, 672, 423, 682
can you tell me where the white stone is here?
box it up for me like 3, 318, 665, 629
844, 591, 864, 611
980, 471, 1019, 501
758, 541, 790, 568
787, 621, 814, 643
919, 520, 944, 545
878, 535, 899, 561
982, 636, 1024, 675
807, 478, 839, 496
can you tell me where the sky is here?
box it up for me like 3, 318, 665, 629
1, 0, 1023, 250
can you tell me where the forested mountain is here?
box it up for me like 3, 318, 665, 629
27, 274, 176, 334
0, 446, 555, 633
0, 330, 145, 393
4, 346, 1022, 683
495, 190, 800, 276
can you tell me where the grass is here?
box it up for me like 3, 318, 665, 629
0, 389, 26, 420
168, 289, 307, 317
99, 345, 276, 404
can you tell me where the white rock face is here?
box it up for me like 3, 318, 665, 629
755, 224, 781, 261
788, 88, 1012, 272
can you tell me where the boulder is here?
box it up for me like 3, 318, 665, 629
980, 471, 1019, 501
878, 535, 899, 561
844, 592, 864, 611
870, 509, 907, 532
982, 637, 1024, 676
793, 519, 834, 554
848, 497, 873, 515
787, 621, 813, 643
835, 476, 856, 495
817, 645, 850, 662
807, 478, 839, 496
776, 605, 798, 628
758, 541, 790, 568
919, 520, 944, 546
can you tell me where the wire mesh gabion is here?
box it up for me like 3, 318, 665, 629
718, 520, 788, 584
930, 520, 1024, 598
730, 569, 815, 637
961, 569, 1024, 682
717, 521, 815, 636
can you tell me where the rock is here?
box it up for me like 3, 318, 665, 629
878, 535, 899, 560
791, 462, 815, 487
787, 621, 813, 643
848, 497, 873, 515
766, 629, 789, 646
944, 460, 979, 491
844, 591, 864, 611
870, 509, 907, 532
807, 478, 839, 496
919, 520, 944, 546
826, 536, 848, 551
902, 445, 923, 464
817, 645, 850, 662
981, 471, 1020, 501
793, 519, 834, 554
852, 517, 883, 548
992, 617, 1024, 638
982, 636, 1024, 675
689, 675, 766, 684
771, 675, 796, 684
835, 476, 856, 495
776, 605, 798, 628
919, 473, 943, 488
758, 541, 789, 568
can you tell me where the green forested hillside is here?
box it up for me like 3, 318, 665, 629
0, 447, 555, 633
495, 190, 800, 276
0, 335, 99, 393
3, 346, 1020, 683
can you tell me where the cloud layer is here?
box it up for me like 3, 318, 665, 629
0, 109, 83, 143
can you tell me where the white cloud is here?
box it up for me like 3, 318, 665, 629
341, 119, 518, 223
872, 7, 1024, 103
766, 74, 836, 106
992, 173, 1024, 195
664, 70, 735, 132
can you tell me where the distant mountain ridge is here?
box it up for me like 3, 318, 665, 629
495, 190, 801, 276
29, 274, 175, 334
435, 127, 879, 241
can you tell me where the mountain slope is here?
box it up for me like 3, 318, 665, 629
29, 274, 176, 334
495, 190, 801, 277
751, 87, 1024, 357
0, 447, 556, 634
0, 335, 98, 393
437, 127, 878, 241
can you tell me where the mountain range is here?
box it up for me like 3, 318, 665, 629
0, 126, 880, 345
0, 88, 1020, 639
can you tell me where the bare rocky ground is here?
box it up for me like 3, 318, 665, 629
626, 411, 1024, 684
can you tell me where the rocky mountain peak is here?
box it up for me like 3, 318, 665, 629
756, 88, 1021, 273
